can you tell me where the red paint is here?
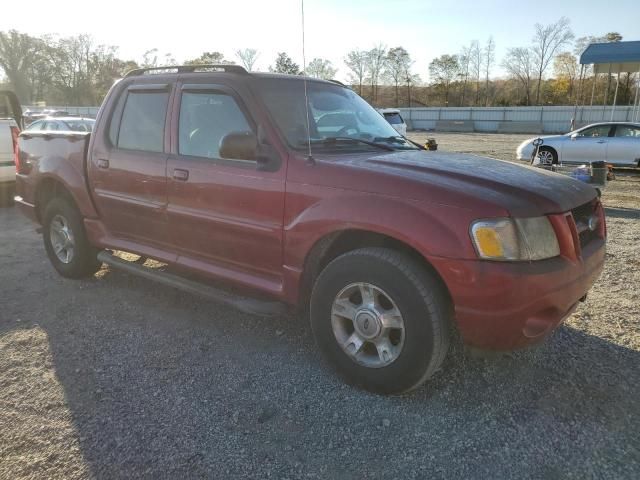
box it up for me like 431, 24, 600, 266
15, 72, 606, 351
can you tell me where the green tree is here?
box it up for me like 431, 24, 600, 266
185, 51, 230, 65
270, 52, 300, 75
0, 30, 46, 102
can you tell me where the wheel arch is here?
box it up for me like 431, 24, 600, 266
539, 145, 559, 164
297, 228, 452, 311
35, 176, 76, 222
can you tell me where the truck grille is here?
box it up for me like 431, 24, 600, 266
571, 201, 599, 249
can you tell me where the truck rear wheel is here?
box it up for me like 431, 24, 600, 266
43, 197, 102, 278
310, 247, 451, 394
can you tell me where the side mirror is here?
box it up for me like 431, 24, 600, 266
570, 132, 579, 140
219, 131, 258, 161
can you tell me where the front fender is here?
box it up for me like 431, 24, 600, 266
284, 192, 478, 274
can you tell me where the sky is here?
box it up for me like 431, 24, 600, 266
2, 0, 639, 82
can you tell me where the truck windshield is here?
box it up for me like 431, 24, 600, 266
256, 78, 417, 151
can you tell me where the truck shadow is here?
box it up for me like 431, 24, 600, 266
604, 206, 640, 220
28, 269, 640, 478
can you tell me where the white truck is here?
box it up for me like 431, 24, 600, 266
0, 91, 22, 204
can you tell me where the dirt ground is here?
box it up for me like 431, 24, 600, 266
0, 133, 639, 479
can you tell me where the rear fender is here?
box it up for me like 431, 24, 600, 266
36, 154, 98, 219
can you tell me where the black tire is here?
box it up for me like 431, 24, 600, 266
310, 247, 451, 394
538, 146, 558, 165
42, 197, 102, 278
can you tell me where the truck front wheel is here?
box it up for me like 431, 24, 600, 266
310, 247, 451, 394
43, 197, 102, 278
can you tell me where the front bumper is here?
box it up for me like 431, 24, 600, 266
429, 237, 605, 350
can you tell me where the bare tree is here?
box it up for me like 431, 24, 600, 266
458, 45, 471, 106
468, 40, 482, 105
305, 58, 337, 80
532, 17, 574, 104
483, 36, 495, 106
405, 71, 421, 107
141, 49, 177, 67
503, 47, 535, 105
344, 49, 367, 96
365, 44, 387, 104
235, 48, 259, 71
385, 47, 411, 106
429, 54, 460, 106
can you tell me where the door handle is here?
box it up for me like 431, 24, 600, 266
97, 158, 109, 169
596, 140, 606, 144
173, 168, 189, 181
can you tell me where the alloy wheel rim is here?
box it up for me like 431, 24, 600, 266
331, 282, 405, 368
50, 214, 76, 264
538, 150, 554, 164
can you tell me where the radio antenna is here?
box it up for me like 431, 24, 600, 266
301, 0, 314, 164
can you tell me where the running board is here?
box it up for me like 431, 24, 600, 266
97, 251, 288, 317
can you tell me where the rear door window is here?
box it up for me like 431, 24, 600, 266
117, 90, 169, 152
178, 91, 252, 159
614, 125, 640, 138
383, 112, 404, 125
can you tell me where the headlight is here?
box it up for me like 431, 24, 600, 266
470, 217, 560, 261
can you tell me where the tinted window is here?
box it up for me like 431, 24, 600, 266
578, 125, 611, 138
65, 120, 94, 132
117, 91, 169, 152
614, 125, 640, 138
383, 112, 404, 125
26, 121, 45, 131
179, 91, 252, 159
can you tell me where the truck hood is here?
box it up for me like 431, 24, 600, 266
334, 150, 596, 216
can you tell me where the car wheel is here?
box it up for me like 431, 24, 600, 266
43, 197, 102, 278
310, 247, 451, 394
537, 147, 557, 165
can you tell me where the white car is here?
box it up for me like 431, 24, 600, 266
378, 108, 407, 136
516, 122, 640, 167
0, 91, 22, 204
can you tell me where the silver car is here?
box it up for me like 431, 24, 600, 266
516, 122, 640, 167
25, 117, 95, 133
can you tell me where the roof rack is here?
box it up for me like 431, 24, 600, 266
329, 79, 347, 87
124, 64, 248, 78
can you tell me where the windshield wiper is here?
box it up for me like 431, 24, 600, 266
308, 136, 395, 152
373, 135, 423, 150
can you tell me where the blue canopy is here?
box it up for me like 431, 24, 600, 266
580, 41, 640, 73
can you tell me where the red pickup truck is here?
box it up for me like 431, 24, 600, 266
15, 65, 606, 393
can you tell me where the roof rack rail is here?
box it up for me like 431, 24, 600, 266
329, 79, 347, 87
124, 64, 248, 78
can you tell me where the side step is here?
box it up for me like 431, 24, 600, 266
97, 251, 288, 317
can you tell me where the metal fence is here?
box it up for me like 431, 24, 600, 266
398, 106, 638, 134
20, 104, 639, 133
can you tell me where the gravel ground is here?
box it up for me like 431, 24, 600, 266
1, 133, 639, 479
